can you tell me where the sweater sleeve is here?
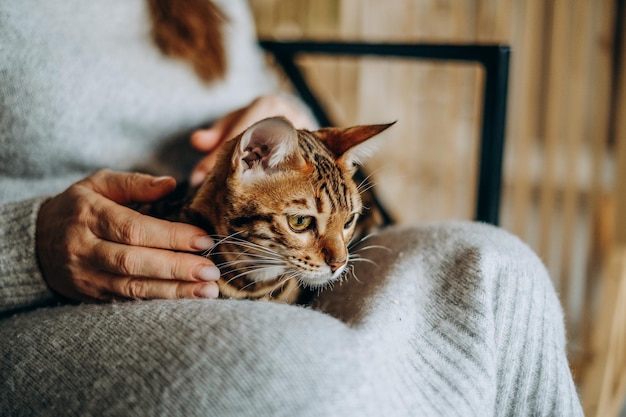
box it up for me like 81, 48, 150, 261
0, 197, 59, 315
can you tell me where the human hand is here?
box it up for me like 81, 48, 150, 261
36, 169, 220, 302
189, 94, 317, 186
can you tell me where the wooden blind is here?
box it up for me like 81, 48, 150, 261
248, 1, 624, 413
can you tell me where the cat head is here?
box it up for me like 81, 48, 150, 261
232, 117, 391, 183
194, 116, 393, 293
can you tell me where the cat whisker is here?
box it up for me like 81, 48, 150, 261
349, 256, 379, 268
347, 264, 358, 282
224, 260, 284, 271
237, 272, 292, 295
216, 239, 284, 258
216, 260, 283, 272
211, 251, 284, 263
206, 232, 245, 256
239, 277, 270, 292
316, 279, 335, 296
223, 264, 287, 286
355, 244, 391, 253
356, 182, 377, 195
283, 273, 306, 301
208, 239, 286, 262
356, 169, 380, 194
356, 230, 380, 242
267, 275, 296, 298
344, 262, 363, 284
348, 230, 381, 248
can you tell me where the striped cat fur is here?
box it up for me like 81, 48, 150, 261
140, 117, 393, 303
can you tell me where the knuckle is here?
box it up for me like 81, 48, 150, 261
171, 254, 193, 280
94, 168, 112, 178
85, 169, 111, 186
74, 277, 105, 300
114, 249, 138, 276
65, 238, 86, 260
174, 284, 189, 299
118, 216, 144, 245
167, 224, 184, 251
124, 279, 147, 299
71, 194, 95, 225
123, 172, 141, 190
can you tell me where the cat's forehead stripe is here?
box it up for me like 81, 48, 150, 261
319, 172, 346, 213
299, 130, 327, 155
315, 196, 324, 213
290, 198, 309, 208
297, 130, 354, 214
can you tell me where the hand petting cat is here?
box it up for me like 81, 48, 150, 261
34, 95, 316, 303
36, 170, 220, 302
189, 94, 317, 186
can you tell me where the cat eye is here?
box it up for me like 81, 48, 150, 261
344, 214, 358, 229
287, 215, 314, 232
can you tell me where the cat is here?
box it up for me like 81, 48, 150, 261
140, 117, 394, 303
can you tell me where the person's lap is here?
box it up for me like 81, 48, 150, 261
0, 222, 582, 417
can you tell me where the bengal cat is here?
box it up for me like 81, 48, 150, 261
140, 117, 393, 304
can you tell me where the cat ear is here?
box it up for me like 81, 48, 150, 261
316, 122, 395, 168
233, 117, 302, 182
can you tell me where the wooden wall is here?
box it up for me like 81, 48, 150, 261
248, 0, 624, 413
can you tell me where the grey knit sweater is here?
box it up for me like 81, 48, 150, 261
0, 0, 274, 313
0, 1, 583, 416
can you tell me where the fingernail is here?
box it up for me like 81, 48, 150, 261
190, 171, 205, 187
191, 235, 214, 251
151, 176, 173, 187
193, 265, 220, 281
194, 283, 219, 299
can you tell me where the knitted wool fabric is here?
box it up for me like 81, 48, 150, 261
1, 223, 583, 416
0, 1, 582, 415
0, 0, 274, 314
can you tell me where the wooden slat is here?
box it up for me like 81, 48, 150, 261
558, 0, 593, 328
494, 0, 514, 43
274, 0, 302, 39
538, 1, 570, 286
446, 1, 476, 220
476, 0, 497, 42
336, 0, 362, 124
616, 3, 626, 247
576, 0, 618, 376
505, 0, 545, 240
580, 2, 625, 414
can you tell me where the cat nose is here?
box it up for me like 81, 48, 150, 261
322, 239, 347, 272
328, 259, 346, 273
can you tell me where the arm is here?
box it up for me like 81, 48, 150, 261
0, 170, 222, 315
0, 97, 313, 315
0, 197, 57, 314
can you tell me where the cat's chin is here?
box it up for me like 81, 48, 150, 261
298, 265, 347, 288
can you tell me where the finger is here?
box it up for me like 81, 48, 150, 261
90, 239, 220, 282
109, 277, 219, 300
190, 129, 221, 152
75, 271, 220, 301
190, 108, 245, 152
85, 169, 177, 205
190, 152, 220, 186
90, 199, 214, 252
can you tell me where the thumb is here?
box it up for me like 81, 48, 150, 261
190, 129, 221, 152
191, 108, 246, 152
87, 170, 177, 205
